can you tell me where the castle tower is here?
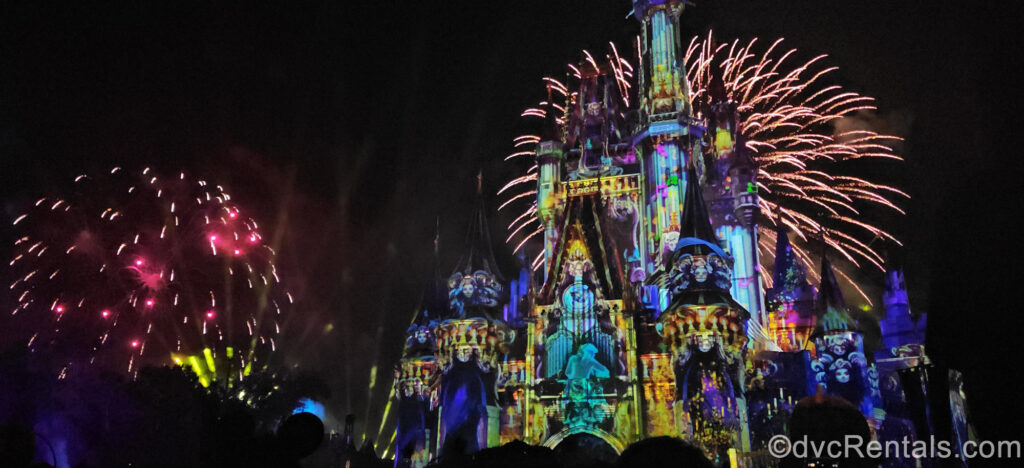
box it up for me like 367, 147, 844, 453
536, 82, 568, 280
393, 228, 446, 467
631, 0, 705, 282
394, 306, 439, 468
879, 262, 925, 352
701, 72, 767, 329
433, 184, 514, 455
763, 223, 816, 352
656, 166, 751, 462
809, 258, 877, 418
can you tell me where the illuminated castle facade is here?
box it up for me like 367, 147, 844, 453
391, 2, 969, 466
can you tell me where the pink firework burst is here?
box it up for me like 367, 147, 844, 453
8, 167, 292, 379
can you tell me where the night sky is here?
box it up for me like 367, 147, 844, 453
2, 0, 1019, 442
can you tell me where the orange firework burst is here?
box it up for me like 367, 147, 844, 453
501, 34, 907, 301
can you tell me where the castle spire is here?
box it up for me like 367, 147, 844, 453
454, 172, 504, 281
672, 165, 728, 259
701, 59, 765, 330
764, 222, 815, 351
813, 256, 858, 336
818, 257, 845, 310
663, 166, 739, 309
879, 251, 925, 350
421, 217, 445, 323
769, 222, 809, 294
630, 0, 704, 276
656, 132, 756, 458
447, 175, 507, 319
402, 227, 444, 358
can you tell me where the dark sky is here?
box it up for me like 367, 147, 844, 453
2, 0, 1020, 442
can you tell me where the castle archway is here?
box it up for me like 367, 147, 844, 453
543, 429, 622, 466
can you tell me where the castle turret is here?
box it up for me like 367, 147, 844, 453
879, 262, 925, 352
434, 182, 514, 455
700, 69, 767, 334
393, 228, 446, 467
810, 258, 876, 418
764, 224, 816, 352
393, 308, 438, 468
536, 83, 568, 279
631, 0, 704, 277
656, 166, 751, 461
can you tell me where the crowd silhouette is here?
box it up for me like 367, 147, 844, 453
1, 390, 883, 468
2, 342, 881, 468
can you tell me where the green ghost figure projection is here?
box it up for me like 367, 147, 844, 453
566, 343, 610, 380
563, 343, 611, 430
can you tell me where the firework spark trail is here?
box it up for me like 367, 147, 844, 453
500, 35, 907, 302
8, 167, 291, 379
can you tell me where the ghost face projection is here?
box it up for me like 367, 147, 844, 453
402, 381, 418, 398
406, 325, 434, 351
460, 277, 476, 298
706, 255, 732, 289
812, 332, 871, 407
821, 333, 857, 357
661, 232, 680, 258
830, 339, 848, 356
670, 252, 733, 294
833, 360, 852, 383
447, 270, 502, 316
692, 257, 710, 283
695, 333, 714, 353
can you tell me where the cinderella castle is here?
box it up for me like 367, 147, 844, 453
390, 1, 971, 466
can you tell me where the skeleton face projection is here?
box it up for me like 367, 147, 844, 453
586, 101, 602, 117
